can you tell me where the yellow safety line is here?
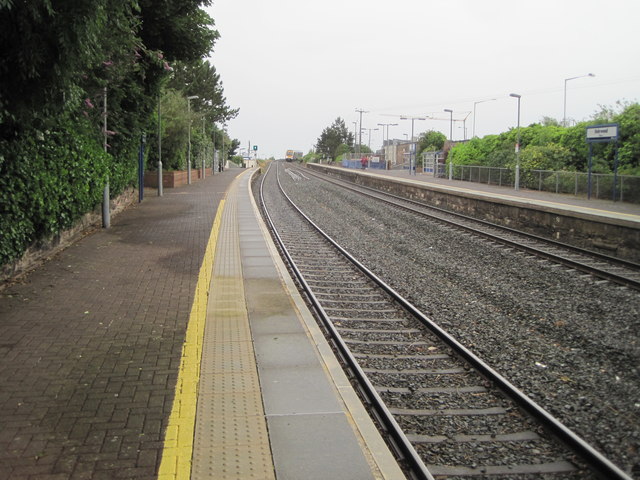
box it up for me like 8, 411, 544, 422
157, 196, 227, 480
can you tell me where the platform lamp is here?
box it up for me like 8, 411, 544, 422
472, 99, 496, 138
563, 73, 594, 127
187, 95, 199, 184
400, 116, 426, 175
378, 123, 398, 169
444, 109, 453, 179
509, 93, 521, 191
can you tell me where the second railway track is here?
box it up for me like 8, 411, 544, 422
299, 166, 640, 291
256, 162, 636, 479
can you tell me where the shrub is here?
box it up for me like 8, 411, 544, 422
0, 118, 110, 264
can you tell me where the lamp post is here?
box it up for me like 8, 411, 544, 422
444, 109, 453, 179
157, 94, 163, 196
472, 99, 496, 138
221, 124, 226, 172
378, 123, 398, 169
510, 93, 521, 191
352, 122, 357, 150
201, 117, 206, 180
212, 123, 217, 175
102, 86, 110, 228
364, 127, 379, 148
355, 108, 368, 156
187, 95, 199, 184
400, 116, 426, 175
563, 73, 594, 127
377, 123, 398, 146
444, 109, 453, 141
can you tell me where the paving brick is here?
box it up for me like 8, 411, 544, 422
0, 171, 242, 479
136, 449, 157, 468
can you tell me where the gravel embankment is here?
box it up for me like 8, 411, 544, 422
266, 168, 640, 478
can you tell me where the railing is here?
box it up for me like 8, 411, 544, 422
442, 165, 639, 203
339, 159, 639, 203
342, 153, 387, 170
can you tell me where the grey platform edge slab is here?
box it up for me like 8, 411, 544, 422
239, 171, 405, 480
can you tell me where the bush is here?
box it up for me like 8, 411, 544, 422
0, 117, 110, 265
519, 143, 572, 171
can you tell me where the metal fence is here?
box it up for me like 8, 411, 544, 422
342, 153, 387, 170
430, 164, 640, 203
339, 157, 639, 203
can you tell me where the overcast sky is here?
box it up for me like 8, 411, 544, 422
206, 0, 640, 159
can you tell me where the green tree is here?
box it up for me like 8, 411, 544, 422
168, 59, 239, 125
447, 102, 640, 175
137, 0, 217, 63
334, 143, 352, 160
417, 130, 446, 157
315, 117, 354, 160
0, 0, 141, 133
519, 144, 572, 171
590, 102, 640, 174
303, 150, 322, 163
0, 0, 229, 267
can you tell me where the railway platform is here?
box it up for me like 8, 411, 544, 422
308, 163, 640, 261
376, 168, 640, 221
0, 167, 404, 479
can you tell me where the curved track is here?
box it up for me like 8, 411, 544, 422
257, 162, 632, 480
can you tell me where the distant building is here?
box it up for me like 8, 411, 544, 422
383, 139, 413, 167
242, 156, 257, 168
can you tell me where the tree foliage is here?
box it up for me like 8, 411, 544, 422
0, 0, 237, 266
448, 102, 640, 175
315, 117, 354, 160
143, 58, 239, 170
417, 130, 446, 156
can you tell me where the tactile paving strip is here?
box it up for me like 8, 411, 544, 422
191, 178, 275, 480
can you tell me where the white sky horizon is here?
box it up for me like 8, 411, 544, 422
207, 0, 640, 159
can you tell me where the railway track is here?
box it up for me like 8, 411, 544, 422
257, 161, 632, 480
298, 166, 640, 291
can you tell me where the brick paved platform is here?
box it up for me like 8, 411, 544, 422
0, 168, 244, 479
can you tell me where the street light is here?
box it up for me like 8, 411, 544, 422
444, 109, 453, 179
157, 93, 163, 197
377, 123, 398, 146
352, 122, 357, 149
510, 93, 521, 191
212, 122, 217, 175
472, 99, 496, 137
363, 127, 379, 148
378, 123, 398, 168
355, 108, 368, 156
221, 123, 227, 172
400, 116, 426, 175
563, 73, 594, 127
444, 109, 453, 141
187, 95, 199, 184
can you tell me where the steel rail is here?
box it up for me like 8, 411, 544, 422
270, 162, 633, 480
258, 162, 435, 480
301, 167, 640, 290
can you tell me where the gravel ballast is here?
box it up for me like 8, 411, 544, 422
262, 166, 640, 478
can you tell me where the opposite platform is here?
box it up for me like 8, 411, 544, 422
308, 163, 640, 260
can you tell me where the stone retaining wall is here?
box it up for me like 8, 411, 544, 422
1, 187, 138, 286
